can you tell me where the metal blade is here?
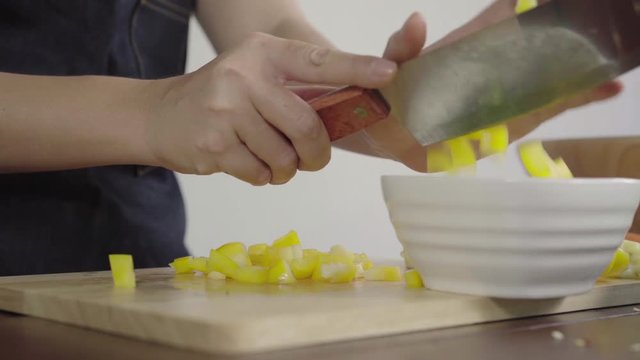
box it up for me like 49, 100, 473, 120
382, 0, 640, 146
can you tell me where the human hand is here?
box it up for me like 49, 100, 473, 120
145, 33, 398, 185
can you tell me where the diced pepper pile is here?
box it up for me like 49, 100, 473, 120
166, 230, 423, 287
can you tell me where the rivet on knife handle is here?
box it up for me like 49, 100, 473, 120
308, 86, 391, 142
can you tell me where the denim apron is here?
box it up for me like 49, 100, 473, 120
0, 0, 195, 275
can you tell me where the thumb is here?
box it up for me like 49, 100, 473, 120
383, 12, 427, 63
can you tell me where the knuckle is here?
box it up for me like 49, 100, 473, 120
215, 62, 246, 83
193, 162, 216, 176
289, 111, 322, 140
303, 45, 331, 67
195, 130, 231, 155
272, 148, 299, 177
276, 147, 299, 169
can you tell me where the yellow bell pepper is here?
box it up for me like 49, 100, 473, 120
291, 257, 318, 280
190, 257, 209, 274
516, 0, 538, 14
446, 138, 477, 172
404, 269, 424, 289
169, 256, 193, 274
232, 266, 268, 284
272, 230, 301, 248
268, 259, 297, 284
248, 243, 269, 267
208, 249, 240, 277
426, 146, 453, 173
602, 248, 630, 278
109, 254, 136, 289
519, 141, 574, 178
364, 266, 403, 282
216, 242, 252, 267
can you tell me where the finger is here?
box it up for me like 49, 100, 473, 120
589, 80, 623, 102
251, 84, 331, 172
218, 142, 272, 186
383, 12, 427, 63
288, 84, 337, 101
507, 81, 621, 141
255, 34, 397, 88
234, 110, 299, 185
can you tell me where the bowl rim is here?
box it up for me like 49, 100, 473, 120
381, 175, 640, 186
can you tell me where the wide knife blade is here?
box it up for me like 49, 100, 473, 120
311, 0, 640, 145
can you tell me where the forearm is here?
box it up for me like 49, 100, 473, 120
196, 0, 334, 53
0, 72, 158, 173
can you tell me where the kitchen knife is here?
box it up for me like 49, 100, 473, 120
310, 0, 640, 145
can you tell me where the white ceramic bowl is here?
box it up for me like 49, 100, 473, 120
381, 175, 640, 299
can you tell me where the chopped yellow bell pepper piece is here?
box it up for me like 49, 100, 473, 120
519, 141, 574, 179
426, 146, 453, 173
329, 245, 355, 264
207, 271, 226, 280
216, 242, 252, 267
190, 257, 209, 274
553, 158, 574, 179
208, 249, 240, 277
364, 266, 403, 282
268, 259, 297, 284
516, 0, 538, 14
267, 245, 303, 264
291, 257, 318, 280
248, 243, 269, 267
446, 138, 476, 172
169, 256, 193, 274
354, 253, 374, 271
602, 248, 630, 278
313, 263, 357, 283
404, 269, 424, 289
518, 141, 557, 178
478, 125, 509, 157
303, 249, 321, 260
232, 266, 268, 284
621, 240, 640, 256
272, 230, 301, 248
109, 254, 136, 289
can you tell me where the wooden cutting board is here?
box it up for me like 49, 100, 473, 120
0, 268, 639, 355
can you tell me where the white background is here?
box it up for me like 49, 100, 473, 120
179, 0, 640, 259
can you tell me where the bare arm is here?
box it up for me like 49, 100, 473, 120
196, 0, 334, 53
0, 34, 396, 184
0, 73, 157, 172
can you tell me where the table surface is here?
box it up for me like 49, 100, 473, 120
3, 304, 640, 360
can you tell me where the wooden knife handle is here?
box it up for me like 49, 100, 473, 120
308, 86, 390, 141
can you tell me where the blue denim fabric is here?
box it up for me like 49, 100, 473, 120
0, 0, 196, 275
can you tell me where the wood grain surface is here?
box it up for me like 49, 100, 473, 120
0, 268, 639, 355
543, 136, 640, 233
